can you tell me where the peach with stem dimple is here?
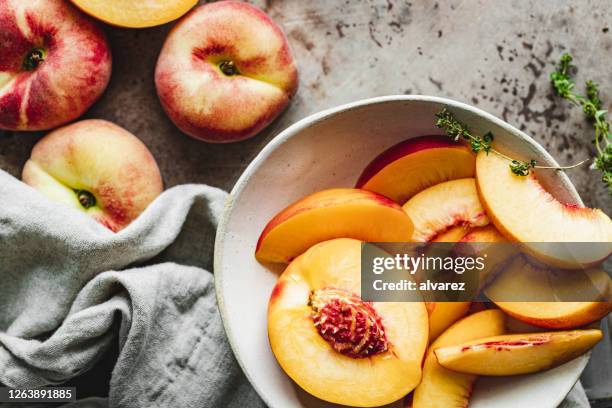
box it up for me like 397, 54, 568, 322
0, 0, 111, 131
22, 120, 163, 232
155, 1, 298, 143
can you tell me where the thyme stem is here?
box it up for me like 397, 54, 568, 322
550, 53, 611, 195
435, 108, 587, 177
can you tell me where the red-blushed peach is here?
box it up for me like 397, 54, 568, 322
356, 136, 475, 204
476, 151, 612, 268
22, 120, 163, 232
0, 0, 111, 131
434, 329, 603, 376
268, 238, 429, 407
155, 1, 298, 143
70, 0, 197, 28
411, 310, 506, 408
255, 188, 414, 264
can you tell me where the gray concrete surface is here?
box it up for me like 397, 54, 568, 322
0, 0, 610, 212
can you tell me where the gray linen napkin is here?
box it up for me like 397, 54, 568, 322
0, 169, 264, 408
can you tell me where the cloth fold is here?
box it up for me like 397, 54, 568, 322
0, 170, 263, 407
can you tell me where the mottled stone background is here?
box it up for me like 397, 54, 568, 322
0, 0, 610, 213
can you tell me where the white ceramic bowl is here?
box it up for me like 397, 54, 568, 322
214, 95, 588, 408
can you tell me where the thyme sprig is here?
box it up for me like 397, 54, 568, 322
550, 53, 612, 195
435, 108, 588, 176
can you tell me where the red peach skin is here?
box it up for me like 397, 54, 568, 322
155, 1, 298, 143
0, 0, 112, 131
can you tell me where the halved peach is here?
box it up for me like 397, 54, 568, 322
256, 188, 414, 263
70, 0, 197, 28
486, 256, 612, 329
434, 329, 603, 376
476, 151, 612, 268
268, 238, 428, 407
356, 136, 475, 204
402, 178, 489, 243
411, 310, 506, 408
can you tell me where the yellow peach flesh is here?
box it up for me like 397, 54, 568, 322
434, 329, 603, 376
426, 302, 471, 342
402, 178, 489, 243
358, 141, 475, 204
403, 178, 491, 341
411, 310, 506, 408
256, 189, 414, 263
476, 151, 612, 268
486, 256, 612, 329
70, 0, 197, 28
268, 239, 428, 407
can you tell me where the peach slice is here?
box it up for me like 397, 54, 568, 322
411, 310, 506, 408
505, 316, 549, 333
458, 225, 510, 289
431, 225, 471, 243
434, 329, 603, 376
476, 151, 612, 268
402, 178, 489, 242
256, 188, 414, 263
268, 238, 429, 407
405, 184, 489, 342
427, 302, 471, 342
459, 225, 506, 244
497, 301, 611, 330
356, 136, 475, 204
486, 256, 612, 329
70, 0, 197, 28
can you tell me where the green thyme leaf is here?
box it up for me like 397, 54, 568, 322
551, 53, 612, 195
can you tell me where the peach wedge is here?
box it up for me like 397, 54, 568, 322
486, 256, 612, 329
256, 188, 414, 263
426, 301, 472, 344
459, 225, 510, 289
402, 178, 489, 340
476, 151, 612, 268
434, 329, 603, 376
268, 239, 428, 407
356, 135, 475, 204
70, 0, 197, 28
411, 310, 506, 408
402, 178, 489, 243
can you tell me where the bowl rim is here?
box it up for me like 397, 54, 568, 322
214, 94, 586, 408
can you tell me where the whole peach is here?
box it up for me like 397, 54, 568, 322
155, 1, 298, 143
0, 0, 112, 131
22, 120, 163, 232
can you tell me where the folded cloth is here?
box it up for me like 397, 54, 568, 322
0, 170, 264, 408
